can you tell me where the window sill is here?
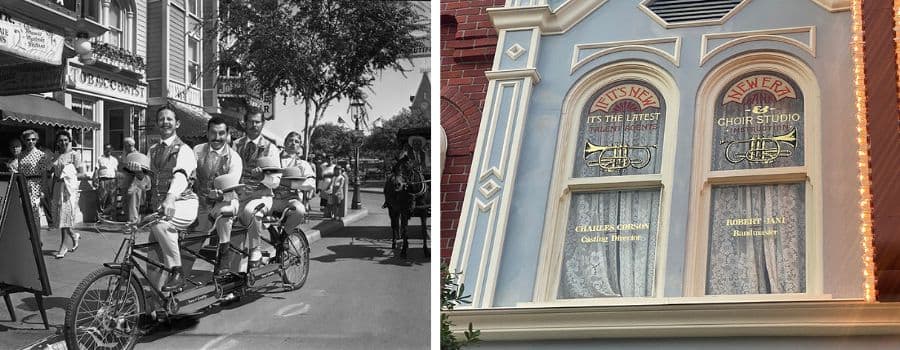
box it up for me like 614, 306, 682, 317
445, 300, 900, 341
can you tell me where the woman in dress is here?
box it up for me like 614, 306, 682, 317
50, 131, 88, 258
17, 130, 52, 228
280, 132, 316, 214
330, 166, 347, 220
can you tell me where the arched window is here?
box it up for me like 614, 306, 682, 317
685, 52, 823, 298
533, 62, 679, 304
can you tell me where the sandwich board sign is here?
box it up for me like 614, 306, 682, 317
0, 173, 51, 329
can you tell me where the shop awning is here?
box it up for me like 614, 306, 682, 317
0, 95, 100, 130
168, 100, 212, 137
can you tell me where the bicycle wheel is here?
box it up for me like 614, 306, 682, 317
64, 266, 146, 350
280, 230, 310, 290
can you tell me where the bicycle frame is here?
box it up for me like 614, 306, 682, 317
108, 206, 298, 306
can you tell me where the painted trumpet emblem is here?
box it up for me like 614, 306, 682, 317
721, 127, 798, 164
583, 140, 656, 172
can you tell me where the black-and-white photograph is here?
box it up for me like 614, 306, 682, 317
0, 1, 431, 349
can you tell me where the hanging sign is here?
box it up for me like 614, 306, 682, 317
0, 18, 64, 65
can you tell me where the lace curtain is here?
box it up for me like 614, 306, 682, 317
558, 189, 660, 299
706, 183, 806, 295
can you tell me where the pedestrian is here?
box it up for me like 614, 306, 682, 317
94, 144, 118, 217
5, 138, 21, 172
18, 130, 52, 228
120, 137, 150, 223
50, 131, 88, 258
329, 166, 346, 220
280, 132, 316, 214
317, 154, 335, 218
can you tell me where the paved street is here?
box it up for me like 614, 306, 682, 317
0, 191, 431, 350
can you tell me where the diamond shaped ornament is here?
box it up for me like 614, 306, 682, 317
506, 43, 526, 60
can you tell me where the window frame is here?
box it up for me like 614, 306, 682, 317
683, 51, 824, 300
530, 61, 680, 306
70, 97, 97, 173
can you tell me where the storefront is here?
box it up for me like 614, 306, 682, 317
63, 62, 147, 171
446, 0, 900, 346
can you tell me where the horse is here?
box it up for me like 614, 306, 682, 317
383, 164, 429, 258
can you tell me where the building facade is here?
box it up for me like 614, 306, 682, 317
444, 0, 900, 347
440, 0, 504, 262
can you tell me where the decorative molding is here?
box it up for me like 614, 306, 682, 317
487, 0, 608, 34
506, 42, 526, 60
571, 37, 681, 74
810, 0, 851, 12
699, 26, 816, 67
450, 71, 540, 308
638, 0, 751, 29
479, 179, 502, 199
446, 301, 900, 341
484, 68, 542, 84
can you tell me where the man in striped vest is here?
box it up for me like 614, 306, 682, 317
127, 106, 198, 292
233, 107, 280, 268
193, 116, 243, 275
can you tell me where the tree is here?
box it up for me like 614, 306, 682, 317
363, 107, 430, 160
308, 123, 355, 160
215, 0, 426, 159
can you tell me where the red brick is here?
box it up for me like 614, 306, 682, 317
447, 77, 474, 85
449, 174, 469, 183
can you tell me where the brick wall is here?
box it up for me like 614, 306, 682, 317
440, 0, 503, 264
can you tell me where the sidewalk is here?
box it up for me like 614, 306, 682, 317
0, 202, 367, 350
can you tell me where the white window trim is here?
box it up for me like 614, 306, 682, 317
531, 61, 680, 305
683, 51, 825, 298
185, 6, 202, 89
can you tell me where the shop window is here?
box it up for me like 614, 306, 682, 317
107, 108, 125, 151
686, 53, 823, 300
534, 64, 678, 304
71, 98, 96, 172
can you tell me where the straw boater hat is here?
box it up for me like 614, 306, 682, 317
281, 167, 305, 180
124, 152, 152, 173
257, 157, 283, 172
407, 135, 427, 147
214, 173, 244, 192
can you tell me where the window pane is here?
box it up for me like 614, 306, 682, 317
706, 183, 806, 295
557, 189, 660, 299
189, 63, 199, 85
109, 2, 120, 29
189, 0, 198, 15
711, 72, 804, 171
573, 80, 666, 178
189, 38, 199, 62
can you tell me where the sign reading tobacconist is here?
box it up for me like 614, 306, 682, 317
66, 66, 147, 105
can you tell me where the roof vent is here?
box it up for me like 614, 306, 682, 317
646, 0, 742, 24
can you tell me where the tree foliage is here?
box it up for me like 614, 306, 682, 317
308, 123, 356, 160
214, 0, 426, 158
441, 265, 480, 350
363, 107, 430, 160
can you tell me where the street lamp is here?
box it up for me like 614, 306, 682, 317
349, 98, 366, 210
